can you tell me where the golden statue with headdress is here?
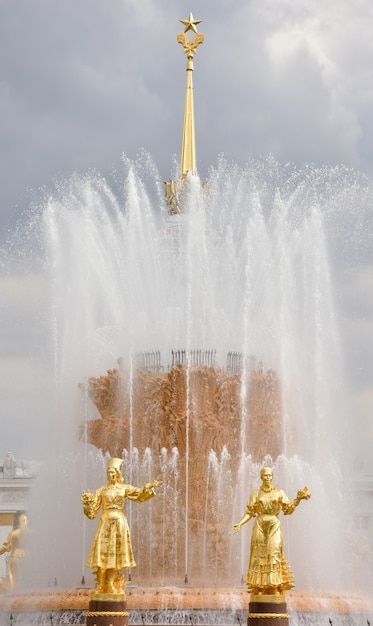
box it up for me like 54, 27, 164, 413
82, 457, 162, 596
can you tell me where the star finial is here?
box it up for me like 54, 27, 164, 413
179, 12, 202, 34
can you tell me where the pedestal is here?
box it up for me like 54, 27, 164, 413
247, 595, 289, 626
86, 595, 129, 626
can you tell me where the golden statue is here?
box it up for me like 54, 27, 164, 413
233, 467, 311, 596
0, 513, 28, 591
82, 457, 162, 595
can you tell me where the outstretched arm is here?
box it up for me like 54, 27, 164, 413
283, 485, 311, 515
128, 478, 163, 503
233, 511, 253, 534
0, 532, 13, 555
144, 478, 163, 490
294, 486, 311, 505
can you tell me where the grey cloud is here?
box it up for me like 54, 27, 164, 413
0, 0, 372, 466
1, 0, 373, 234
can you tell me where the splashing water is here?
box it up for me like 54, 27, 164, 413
2, 153, 373, 597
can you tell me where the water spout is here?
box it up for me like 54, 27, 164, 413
3, 154, 372, 598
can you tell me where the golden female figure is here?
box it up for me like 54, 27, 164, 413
0, 513, 28, 591
82, 457, 161, 595
233, 467, 310, 596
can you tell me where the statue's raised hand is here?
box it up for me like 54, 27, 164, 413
145, 477, 163, 490
296, 486, 311, 501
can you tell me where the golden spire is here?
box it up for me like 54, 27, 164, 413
177, 12, 204, 177
164, 13, 205, 215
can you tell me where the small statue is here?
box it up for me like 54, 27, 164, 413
233, 467, 311, 596
0, 513, 28, 591
82, 457, 162, 595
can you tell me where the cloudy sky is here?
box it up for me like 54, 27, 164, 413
0, 0, 372, 469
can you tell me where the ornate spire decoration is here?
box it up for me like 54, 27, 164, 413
177, 12, 204, 177
164, 13, 205, 215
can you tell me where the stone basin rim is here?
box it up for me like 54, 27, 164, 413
0, 588, 371, 615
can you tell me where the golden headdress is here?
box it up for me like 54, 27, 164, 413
107, 457, 123, 471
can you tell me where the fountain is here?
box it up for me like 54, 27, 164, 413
0, 11, 372, 626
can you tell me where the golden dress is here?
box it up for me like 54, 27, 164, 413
0, 526, 26, 589
85, 482, 155, 571
245, 486, 296, 592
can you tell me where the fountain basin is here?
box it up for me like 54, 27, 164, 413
0, 588, 371, 625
